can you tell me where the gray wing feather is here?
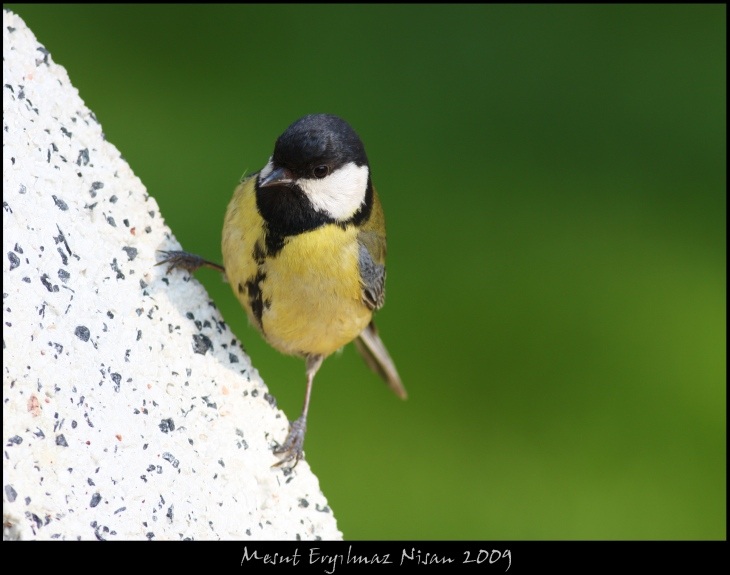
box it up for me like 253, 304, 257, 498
358, 242, 386, 310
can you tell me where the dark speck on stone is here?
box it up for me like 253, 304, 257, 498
76, 148, 89, 166
192, 334, 212, 355
40, 273, 59, 292
229, 353, 239, 363
36, 46, 50, 65
8, 251, 20, 270
61, 127, 72, 138
162, 452, 179, 468
75, 326, 90, 341
90, 493, 102, 508
5, 485, 18, 503
110, 258, 124, 279
56, 247, 68, 266
89, 182, 103, 197
122, 246, 138, 261
8, 435, 23, 446
56, 434, 68, 447
107, 216, 116, 227
159, 418, 175, 433
52, 195, 68, 211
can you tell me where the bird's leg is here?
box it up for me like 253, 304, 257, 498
274, 354, 324, 468
156, 250, 226, 274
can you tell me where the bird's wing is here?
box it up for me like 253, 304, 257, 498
357, 236, 386, 311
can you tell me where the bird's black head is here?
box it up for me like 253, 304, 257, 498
271, 114, 369, 178
256, 114, 374, 242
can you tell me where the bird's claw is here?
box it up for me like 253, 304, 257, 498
273, 417, 307, 468
156, 250, 208, 274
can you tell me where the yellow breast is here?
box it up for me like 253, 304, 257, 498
222, 177, 372, 358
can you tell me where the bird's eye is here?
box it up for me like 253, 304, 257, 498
313, 165, 330, 179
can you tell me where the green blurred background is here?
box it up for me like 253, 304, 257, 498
7, 5, 724, 539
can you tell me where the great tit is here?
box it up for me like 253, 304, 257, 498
159, 114, 405, 466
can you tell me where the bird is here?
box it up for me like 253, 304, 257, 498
158, 113, 405, 467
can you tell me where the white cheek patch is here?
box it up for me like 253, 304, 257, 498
298, 162, 369, 221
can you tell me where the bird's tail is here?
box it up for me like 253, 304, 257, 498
354, 321, 407, 400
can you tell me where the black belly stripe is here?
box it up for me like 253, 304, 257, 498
244, 270, 267, 330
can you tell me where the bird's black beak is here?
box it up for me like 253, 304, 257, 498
258, 166, 295, 188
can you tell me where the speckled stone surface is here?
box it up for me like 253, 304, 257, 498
2, 10, 342, 541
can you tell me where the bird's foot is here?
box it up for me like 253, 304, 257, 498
273, 416, 307, 468
156, 250, 225, 274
